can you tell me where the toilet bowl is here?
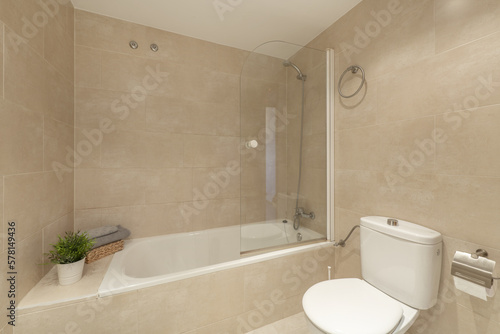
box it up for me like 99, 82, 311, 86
302, 216, 442, 334
303, 278, 419, 334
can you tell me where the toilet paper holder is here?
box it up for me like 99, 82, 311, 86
451, 249, 499, 289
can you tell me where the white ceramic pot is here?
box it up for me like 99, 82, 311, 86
57, 258, 85, 285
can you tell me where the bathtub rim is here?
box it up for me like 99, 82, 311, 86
98, 240, 333, 298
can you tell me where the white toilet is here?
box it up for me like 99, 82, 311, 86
303, 216, 442, 334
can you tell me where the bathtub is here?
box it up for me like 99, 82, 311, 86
98, 220, 327, 296
240, 219, 324, 252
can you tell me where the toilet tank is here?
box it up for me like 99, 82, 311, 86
360, 216, 442, 310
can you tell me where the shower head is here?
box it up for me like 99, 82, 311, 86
283, 60, 306, 81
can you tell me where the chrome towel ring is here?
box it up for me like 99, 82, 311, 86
338, 65, 365, 98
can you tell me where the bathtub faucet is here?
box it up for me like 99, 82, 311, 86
294, 207, 315, 220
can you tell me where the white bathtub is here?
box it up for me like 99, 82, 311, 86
241, 219, 324, 252
98, 221, 326, 296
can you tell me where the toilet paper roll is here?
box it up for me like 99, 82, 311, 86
453, 276, 495, 301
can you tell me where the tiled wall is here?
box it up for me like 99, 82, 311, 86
308, 0, 500, 332
15, 245, 335, 334
73, 10, 247, 237
0, 0, 75, 332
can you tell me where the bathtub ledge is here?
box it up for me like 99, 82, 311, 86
18, 256, 112, 314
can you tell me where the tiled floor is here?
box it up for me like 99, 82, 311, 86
247, 312, 310, 334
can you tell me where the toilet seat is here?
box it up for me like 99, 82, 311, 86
303, 278, 405, 334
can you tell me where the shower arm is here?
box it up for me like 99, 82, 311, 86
334, 225, 360, 247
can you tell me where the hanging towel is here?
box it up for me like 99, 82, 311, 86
91, 225, 131, 249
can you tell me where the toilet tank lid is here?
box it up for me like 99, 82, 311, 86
361, 216, 442, 245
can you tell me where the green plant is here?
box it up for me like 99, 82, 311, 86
46, 231, 95, 264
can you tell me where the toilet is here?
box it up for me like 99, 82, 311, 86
303, 216, 442, 334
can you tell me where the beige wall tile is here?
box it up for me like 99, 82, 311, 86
336, 78, 377, 130
183, 101, 220, 136
299, 167, 326, 206
377, 116, 436, 174
75, 169, 146, 209
145, 96, 188, 133
335, 170, 443, 231
436, 105, 500, 177
0, 323, 13, 334
137, 269, 245, 333
16, 293, 138, 334
75, 45, 101, 88
216, 102, 241, 137
147, 97, 240, 136
192, 167, 240, 200
201, 198, 240, 229
74, 208, 103, 231
215, 44, 249, 76
145, 169, 192, 204
377, 31, 500, 124
336, 125, 380, 171
75, 86, 146, 131
74, 128, 102, 169
0, 99, 43, 175
44, 16, 74, 83
101, 51, 175, 96
413, 300, 500, 334
0, 181, 3, 251
100, 131, 148, 169
17, 232, 43, 302
170, 34, 218, 70
241, 166, 266, 198
45, 63, 74, 126
80, 204, 186, 239
145, 132, 185, 168
242, 52, 286, 83
1, 0, 74, 312
435, 0, 500, 53
243, 246, 334, 318
0, 250, 9, 329
144, 203, 195, 236
41, 213, 74, 275
65, 2, 74, 39
302, 133, 326, 169
0, 0, 45, 55
433, 174, 500, 250
4, 26, 47, 114
190, 316, 241, 334
4, 171, 73, 243
75, 9, 147, 56
181, 68, 240, 105
0, 22, 3, 99
43, 118, 73, 172
334, 208, 362, 279
184, 134, 239, 168
331, 0, 434, 81
4, 24, 74, 125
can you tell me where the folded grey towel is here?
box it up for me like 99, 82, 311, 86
92, 225, 131, 249
86, 225, 119, 239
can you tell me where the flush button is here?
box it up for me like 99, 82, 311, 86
387, 218, 399, 226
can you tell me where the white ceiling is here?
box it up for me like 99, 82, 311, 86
71, 0, 362, 53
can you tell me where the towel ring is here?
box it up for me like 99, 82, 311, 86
338, 65, 365, 98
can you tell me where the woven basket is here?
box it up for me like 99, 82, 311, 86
85, 240, 124, 264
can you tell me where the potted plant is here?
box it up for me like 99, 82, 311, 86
46, 231, 95, 285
